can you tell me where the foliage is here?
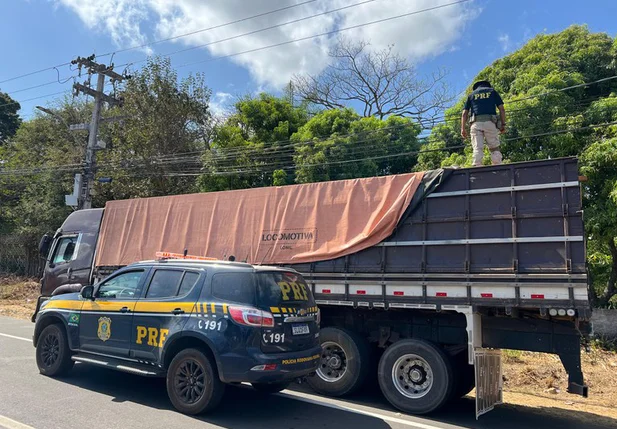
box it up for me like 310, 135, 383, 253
0, 99, 84, 252
0, 91, 21, 145
580, 138, 617, 304
293, 109, 421, 183
199, 93, 309, 192
292, 39, 451, 120
96, 56, 211, 201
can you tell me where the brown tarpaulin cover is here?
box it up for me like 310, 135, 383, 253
95, 172, 424, 267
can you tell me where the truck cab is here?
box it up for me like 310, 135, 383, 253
38, 209, 104, 296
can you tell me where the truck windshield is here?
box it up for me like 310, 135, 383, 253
256, 271, 315, 307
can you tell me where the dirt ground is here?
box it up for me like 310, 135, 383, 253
0, 275, 38, 319
1, 276, 616, 422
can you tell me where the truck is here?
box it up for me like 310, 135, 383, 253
35, 157, 591, 418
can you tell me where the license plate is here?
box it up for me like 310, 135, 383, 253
292, 324, 310, 335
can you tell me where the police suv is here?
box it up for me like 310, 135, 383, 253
33, 259, 321, 414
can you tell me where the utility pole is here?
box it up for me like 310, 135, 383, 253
71, 55, 125, 209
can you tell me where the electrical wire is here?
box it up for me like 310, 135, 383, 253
172, 0, 472, 70
96, 0, 322, 58
119, 0, 380, 70
0, 0, 321, 86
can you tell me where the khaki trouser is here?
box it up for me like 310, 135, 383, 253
470, 121, 502, 167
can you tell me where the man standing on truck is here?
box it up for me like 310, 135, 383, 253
461, 80, 506, 166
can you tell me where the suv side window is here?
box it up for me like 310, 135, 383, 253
51, 236, 78, 265
145, 269, 201, 299
211, 272, 255, 303
97, 270, 144, 299
178, 272, 200, 296
146, 269, 183, 299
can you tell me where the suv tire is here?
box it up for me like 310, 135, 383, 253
166, 348, 225, 415
36, 323, 74, 376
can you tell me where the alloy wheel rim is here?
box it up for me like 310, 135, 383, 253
175, 359, 206, 404
41, 333, 60, 368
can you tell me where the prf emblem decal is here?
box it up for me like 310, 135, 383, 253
97, 317, 112, 342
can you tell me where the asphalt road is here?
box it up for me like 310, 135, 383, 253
0, 315, 613, 429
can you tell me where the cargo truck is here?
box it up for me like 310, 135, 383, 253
34, 157, 591, 418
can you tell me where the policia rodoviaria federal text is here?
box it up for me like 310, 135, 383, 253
461, 80, 506, 166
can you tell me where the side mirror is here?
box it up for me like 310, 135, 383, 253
80, 285, 95, 300
39, 234, 52, 257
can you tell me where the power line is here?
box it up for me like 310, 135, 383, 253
120, 0, 380, 70
0, 0, 320, 86
97, 0, 321, 58
173, 0, 472, 70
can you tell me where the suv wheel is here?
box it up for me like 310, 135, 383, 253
251, 382, 290, 394
166, 348, 224, 415
36, 324, 74, 376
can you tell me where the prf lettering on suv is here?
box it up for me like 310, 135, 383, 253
32, 255, 321, 415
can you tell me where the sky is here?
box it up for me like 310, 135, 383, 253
1, 0, 617, 121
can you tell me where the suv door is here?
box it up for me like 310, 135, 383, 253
130, 268, 202, 362
41, 234, 80, 295
79, 269, 146, 357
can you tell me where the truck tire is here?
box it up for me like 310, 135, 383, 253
251, 382, 290, 394
36, 323, 74, 376
378, 339, 453, 415
450, 352, 475, 400
307, 327, 370, 397
166, 348, 225, 415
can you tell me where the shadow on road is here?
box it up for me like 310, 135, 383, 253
54, 364, 616, 429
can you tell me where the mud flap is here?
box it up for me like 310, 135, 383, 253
474, 348, 503, 419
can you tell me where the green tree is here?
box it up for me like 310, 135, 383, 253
199, 93, 309, 192
96, 56, 211, 201
0, 91, 21, 144
293, 109, 421, 183
0, 99, 85, 258
581, 138, 617, 304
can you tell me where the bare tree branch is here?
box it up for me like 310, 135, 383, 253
292, 39, 454, 121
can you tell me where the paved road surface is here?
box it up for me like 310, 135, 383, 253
0, 316, 613, 429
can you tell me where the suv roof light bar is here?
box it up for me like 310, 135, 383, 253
155, 251, 218, 261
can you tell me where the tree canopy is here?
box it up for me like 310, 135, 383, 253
0, 91, 22, 145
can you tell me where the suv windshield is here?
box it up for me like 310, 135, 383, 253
256, 271, 315, 307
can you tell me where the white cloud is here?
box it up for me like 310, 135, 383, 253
54, 0, 480, 88
210, 91, 234, 116
498, 33, 511, 52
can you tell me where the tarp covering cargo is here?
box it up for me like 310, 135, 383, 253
95, 172, 425, 267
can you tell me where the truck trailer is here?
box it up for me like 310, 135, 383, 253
35, 157, 591, 418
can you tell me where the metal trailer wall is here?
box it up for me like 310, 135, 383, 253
289, 157, 589, 314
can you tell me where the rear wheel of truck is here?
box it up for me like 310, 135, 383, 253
378, 339, 453, 415
36, 323, 74, 376
307, 327, 370, 397
449, 351, 475, 400
166, 348, 225, 415
251, 382, 290, 394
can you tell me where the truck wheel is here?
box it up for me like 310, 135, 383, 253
166, 348, 225, 415
378, 339, 453, 415
36, 323, 74, 376
450, 352, 475, 400
251, 382, 290, 394
307, 327, 370, 397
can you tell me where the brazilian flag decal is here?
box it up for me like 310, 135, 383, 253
68, 313, 80, 326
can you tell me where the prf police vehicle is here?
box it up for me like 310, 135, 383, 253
33, 257, 321, 415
